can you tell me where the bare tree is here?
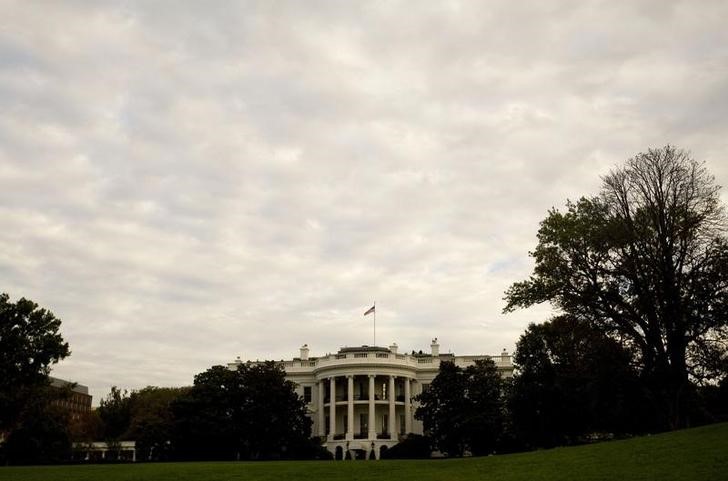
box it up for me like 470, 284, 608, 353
505, 146, 728, 429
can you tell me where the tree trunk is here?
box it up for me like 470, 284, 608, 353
666, 345, 691, 430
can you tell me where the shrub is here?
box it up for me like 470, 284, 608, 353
380, 434, 432, 459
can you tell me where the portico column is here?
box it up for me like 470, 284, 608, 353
368, 375, 376, 439
346, 375, 354, 440
388, 375, 396, 439
329, 377, 336, 438
404, 377, 412, 434
318, 381, 325, 436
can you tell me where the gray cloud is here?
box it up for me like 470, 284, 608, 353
2, 0, 727, 403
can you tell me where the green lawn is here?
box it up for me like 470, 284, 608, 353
2, 422, 727, 481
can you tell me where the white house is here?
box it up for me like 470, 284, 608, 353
229, 339, 513, 458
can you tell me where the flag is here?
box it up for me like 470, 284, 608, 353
364, 305, 375, 316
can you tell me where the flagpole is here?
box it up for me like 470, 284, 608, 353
373, 301, 376, 346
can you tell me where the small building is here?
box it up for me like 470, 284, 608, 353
229, 339, 512, 458
72, 441, 137, 462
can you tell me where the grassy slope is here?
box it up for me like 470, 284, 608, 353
2, 422, 727, 481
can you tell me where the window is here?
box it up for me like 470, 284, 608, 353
303, 386, 312, 403
325, 416, 330, 435
421, 383, 430, 394
400, 414, 405, 434
360, 413, 367, 434
382, 414, 388, 434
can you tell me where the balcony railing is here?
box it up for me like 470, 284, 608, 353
328, 433, 393, 440
324, 394, 403, 403
279, 353, 513, 370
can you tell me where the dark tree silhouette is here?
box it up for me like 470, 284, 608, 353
505, 146, 728, 429
171, 362, 312, 460
415, 359, 505, 456
509, 315, 647, 447
0, 293, 70, 435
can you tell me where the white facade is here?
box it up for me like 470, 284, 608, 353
229, 339, 513, 458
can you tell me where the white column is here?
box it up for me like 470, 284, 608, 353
329, 377, 336, 438
318, 381, 325, 436
346, 375, 354, 440
388, 375, 396, 439
404, 377, 412, 434
368, 375, 376, 439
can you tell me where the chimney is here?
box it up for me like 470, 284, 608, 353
430, 338, 440, 357
389, 342, 398, 354
300, 344, 309, 360
501, 348, 509, 362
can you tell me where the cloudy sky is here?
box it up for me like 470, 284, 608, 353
2, 0, 728, 403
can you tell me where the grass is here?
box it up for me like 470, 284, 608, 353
2, 422, 727, 481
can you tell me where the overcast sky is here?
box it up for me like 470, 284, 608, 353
2, 0, 728, 404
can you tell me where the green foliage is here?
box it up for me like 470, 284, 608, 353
694, 378, 728, 424
2, 391, 72, 465
415, 359, 505, 456
171, 366, 238, 460
504, 146, 728, 429
95, 386, 188, 460
0, 293, 70, 433
97, 387, 133, 440
171, 362, 312, 460
1, 423, 726, 481
380, 434, 432, 459
69, 410, 104, 444
509, 315, 648, 447
0, 293, 71, 464
127, 387, 188, 461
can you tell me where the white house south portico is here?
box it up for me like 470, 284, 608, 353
229, 339, 513, 458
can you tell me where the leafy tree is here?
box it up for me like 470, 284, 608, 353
171, 362, 312, 460
97, 386, 133, 441
2, 387, 72, 465
509, 315, 647, 448
235, 362, 312, 459
415, 359, 505, 456
95, 385, 188, 460
415, 362, 467, 456
504, 146, 728, 429
69, 410, 104, 444
464, 359, 507, 455
126, 387, 188, 461
0, 293, 70, 436
696, 378, 728, 423
171, 366, 240, 460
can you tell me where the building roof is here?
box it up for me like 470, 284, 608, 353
49, 376, 90, 395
